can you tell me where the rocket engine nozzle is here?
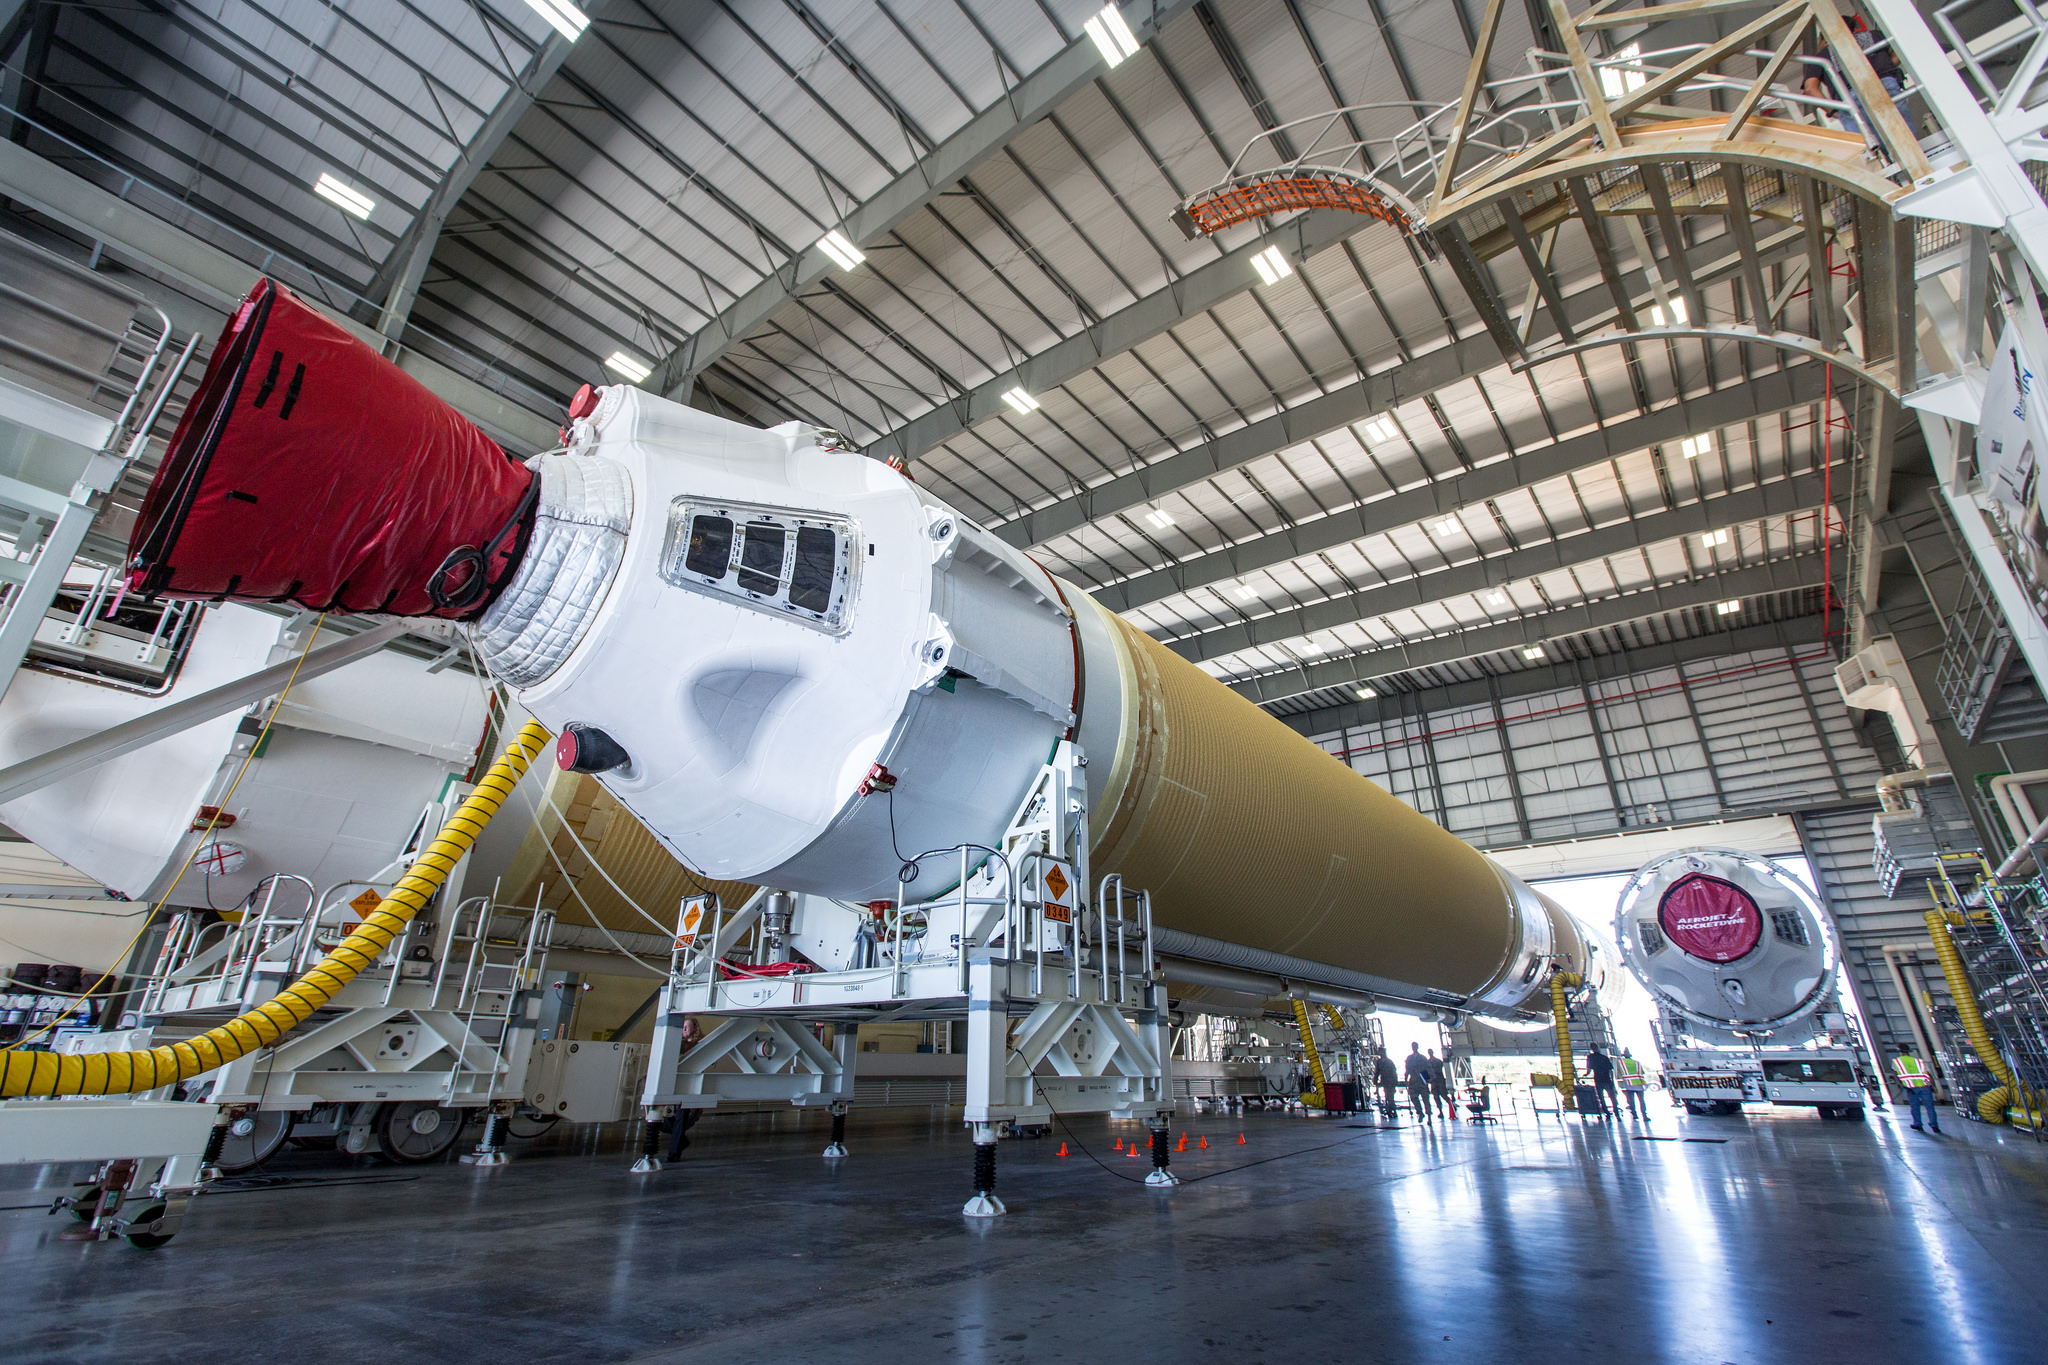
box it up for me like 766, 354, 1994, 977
126, 279, 537, 619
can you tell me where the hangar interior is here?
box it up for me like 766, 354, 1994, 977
1, 0, 2047, 1359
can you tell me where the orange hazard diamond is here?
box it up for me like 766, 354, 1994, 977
1044, 864, 1069, 900
349, 889, 383, 915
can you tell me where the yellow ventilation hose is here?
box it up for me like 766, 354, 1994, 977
1292, 998, 1330, 1108
1551, 971, 1581, 1099
1923, 909, 2044, 1128
0, 720, 551, 1098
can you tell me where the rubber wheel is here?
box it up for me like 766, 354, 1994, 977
216, 1110, 295, 1174
1847, 1104, 1866, 1123
122, 1203, 174, 1249
1684, 1100, 1709, 1115
68, 1185, 101, 1221
376, 1102, 468, 1163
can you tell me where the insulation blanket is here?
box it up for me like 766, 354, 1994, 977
127, 279, 536, 619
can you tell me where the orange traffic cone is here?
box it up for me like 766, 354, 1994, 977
1236, 1132, 1247, 1145
1057, 1142, 1068, 1157
1176, 1132, 1187, 1152
1198, 1134, 1209, 1149
1114, 1137, 1123, 1152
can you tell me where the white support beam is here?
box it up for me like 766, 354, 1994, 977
369, 14, 602, 344
1171, 473, 1842, 664
0, 621, 406, 805
1093, 365, 1832, 613
1228, 551, 1828, 705
645, 0, 1200, 401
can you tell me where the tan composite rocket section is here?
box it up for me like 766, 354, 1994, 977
1083, 603, 1581, 1002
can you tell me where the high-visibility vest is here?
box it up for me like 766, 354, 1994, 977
1893, 1055, 1932, 1088
1617, 1057, 1647, 1089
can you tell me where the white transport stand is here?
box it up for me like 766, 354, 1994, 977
132, 785, 557, 1170
638, 743, 1180, 1214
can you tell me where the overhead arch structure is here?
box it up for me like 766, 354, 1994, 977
1421, 0, 1937, 649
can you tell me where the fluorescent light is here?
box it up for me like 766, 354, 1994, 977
1296, 639, 1322, 655
1433, 517, 1460, 536
1001, 386, 1040, 415
1356, 686, 1377, 700
1362, 415, 1398, 444
1143, 506, 1176, 530
1716, 599, 1742, 616
1231, 581, 1258, 602
1599, 42, 1646, 101
1680, 433, 1712, 460
1085, 4, 1140, 68
604, 351, 651, 383
1251, 245, 1293, 286
1523, 645, 1546, 661
817, 229, 865, 272
313, 173, 375, 220
524, 0, 589, 41
1485, 589, 1508, 606
1702, 528, 1731, 548
1650, 296, 1688, 326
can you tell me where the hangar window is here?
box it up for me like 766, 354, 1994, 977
662, 499, 860, 636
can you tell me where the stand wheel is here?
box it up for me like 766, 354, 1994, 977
66, 1185, 101, 1221
376, 1103, 468, 1163
121, 1203, 174, 1249
217, 1110, 295, 1174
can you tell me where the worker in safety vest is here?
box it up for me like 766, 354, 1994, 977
1616, 1047, 1650, 1120
1892, 1044, 1941, 1134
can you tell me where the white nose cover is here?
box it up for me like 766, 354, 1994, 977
472, 453, 633, 687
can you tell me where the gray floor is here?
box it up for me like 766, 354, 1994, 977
5, 1097, 2047, 1364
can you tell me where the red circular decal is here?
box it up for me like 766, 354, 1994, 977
1657, 873, 1763, 963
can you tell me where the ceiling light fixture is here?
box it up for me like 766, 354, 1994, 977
1143, 506, 1175, 530
604, 351, 652, 383
1356, 686, 1377, 700
1486, 589, 1508, 606
1296, 639, 1322, 655
1231, 581, 1257, 601
1001, 386, 1040, 415
1085, 4, 1141, 68
1680, 433, 1713, 460
817, 229, 865, 271
1433, 517, 1460, 536
1650, 296, 1689, 326
523, 0, 590, 41
1362, 414, 1397, 444
313, 173, 375, 220
1523, 645, 1546, 661
1716, 599, 1742, 615
1702, 528, 1731, 548
1250, 244, 1293, 286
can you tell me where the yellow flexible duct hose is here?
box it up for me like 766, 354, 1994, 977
1551, 971, 1582, 1098
1292, 997, 1329, 1108
1923, 909, 2044, 1128
0, 720, 551, 1098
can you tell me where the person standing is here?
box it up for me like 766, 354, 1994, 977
1428, 1048, 1455, 1120
1892, 1043, 1942, 1134
1586, 1045, 1617, 1118
1404, 1042, 1433, 1123
1616, 1047, 1650, 1120
1374, 1049, 1400, 1120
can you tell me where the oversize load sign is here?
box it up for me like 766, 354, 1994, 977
1657, 873, 1762, 963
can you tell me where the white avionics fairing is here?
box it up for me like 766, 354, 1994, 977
478, 385, 1075, 901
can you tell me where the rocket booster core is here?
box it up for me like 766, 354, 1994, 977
129, 283, 1584, 1021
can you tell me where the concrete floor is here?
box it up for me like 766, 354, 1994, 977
5, 1099, 2047, 1364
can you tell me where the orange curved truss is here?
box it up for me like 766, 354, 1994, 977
1183, 170, 1416, 237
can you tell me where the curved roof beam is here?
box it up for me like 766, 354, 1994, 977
639, 0, 1200, 403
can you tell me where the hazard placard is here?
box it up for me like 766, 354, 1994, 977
1040, 861, 1074, 924
1043, 864, 1069, 901
675, 899, 706, 950
350, 888, 382, 915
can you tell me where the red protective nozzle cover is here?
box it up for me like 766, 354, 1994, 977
127, 279, 537, 619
